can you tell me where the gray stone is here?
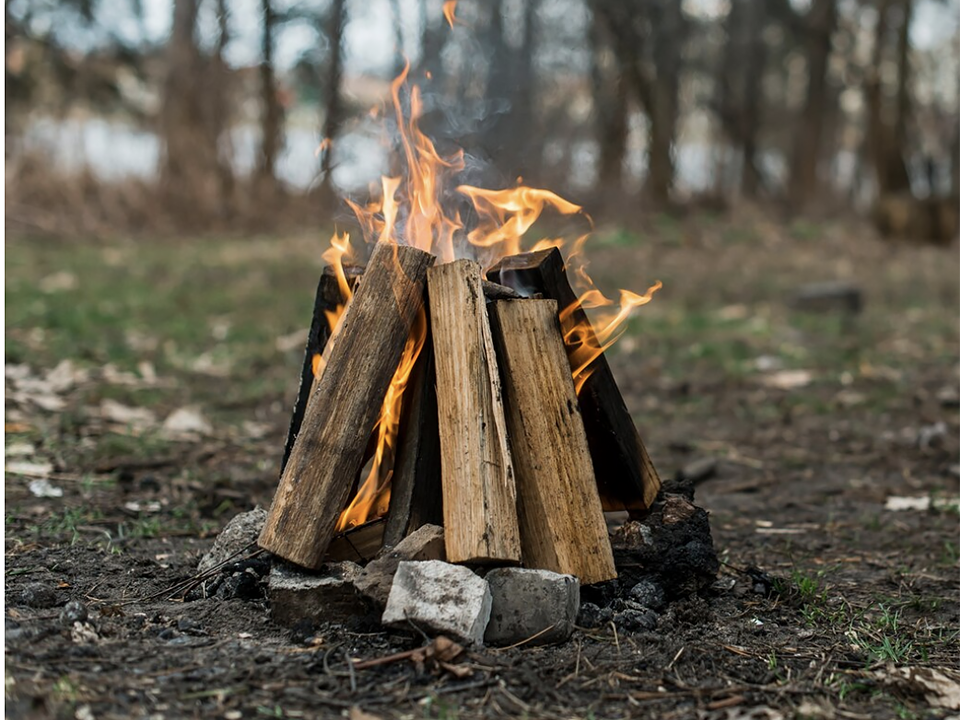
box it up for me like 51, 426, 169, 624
355, 524, 445, 606
198, 508, 267, 573
268, 561, 362, 627
59, 600, 88, 626
382, 561, 491, 645
484, 568, 579, 647
576, 602, 613, 629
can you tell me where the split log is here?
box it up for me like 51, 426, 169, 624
280, 264, 364, 475
428, 260, 521, 565
489, 300, 617, 585
326, 519, 386, 563
383, 329, 443, 548
259, 242, 435, 569
488, 248, 661, 514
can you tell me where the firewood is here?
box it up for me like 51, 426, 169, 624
488, 248, 661, 514
280, 264, 364, 475
489, 299, 617, 585
259, 242, 435, 569
325, 519, 386, 563
383, 335, 443, 548
428, 260, 521, 565
481, 280, 523, 300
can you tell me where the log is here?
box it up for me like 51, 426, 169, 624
259, 242, 435, 569
326, 519, 386, 563
280, 264, 364, 475
428, 260, 521, 565
489, 299, 617, 585
382, 330, 443, 548
488, 248, 661, 514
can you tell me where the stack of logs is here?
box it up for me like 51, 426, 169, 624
259, 242, 661, 586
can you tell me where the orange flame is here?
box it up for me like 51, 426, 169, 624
336, 305, 428, 532
561, 281, 663, 394
442, 0, 457, 28
312, 231, 355, 380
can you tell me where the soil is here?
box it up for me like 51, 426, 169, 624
6, 221, 960, 719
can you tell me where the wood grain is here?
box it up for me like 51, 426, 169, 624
428, 260, 521, 564
488, 248, 661, 514
490, 299, 616, 585
259, 242, 435, 569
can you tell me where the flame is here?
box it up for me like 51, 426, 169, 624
561, 281, 663, 394
335, 305, 428, 532
442, 0, 457, 28
312, 231, 355, 380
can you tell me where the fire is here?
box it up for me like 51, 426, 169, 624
335, 305, 428, 531
560, 282, 663, 395
318, 5, 661, 534
442, 0, 457, 28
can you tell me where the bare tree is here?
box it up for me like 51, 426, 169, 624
786, 0, 838, 209
256, 0, 284, 196
317, 0, 346, 206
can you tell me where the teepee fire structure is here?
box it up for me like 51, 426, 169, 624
257, 64, 662, 587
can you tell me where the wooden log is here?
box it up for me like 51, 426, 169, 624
489, 299, 617, 584
382, 330, 443, 548
326, 519, 386, 563
259, 242, 435, 569
280, 264, 364, 475
428, 260, 521, 565
488, 248, 661, 514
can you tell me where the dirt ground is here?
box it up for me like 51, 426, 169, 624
6, 212, 960, 719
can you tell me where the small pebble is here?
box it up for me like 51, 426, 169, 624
17, 583, 59, 609
176, 617, 202, 634
157, 627, 179, 641
615, 606, 658, 633
60, 600, 88, 626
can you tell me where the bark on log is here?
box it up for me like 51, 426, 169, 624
428, 260, 521, 564
488, 247, 661, 514
280, 264, 363, 475
490, 299, 617, 585
259, 242, 435, 568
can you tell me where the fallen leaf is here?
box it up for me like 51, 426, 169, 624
877, 666, 960, 710
162, 407, 212, 438
348, 707, 383, 720
45, 359, 87, 393
5, 442, 36, 457
7, 390, 66, 412
39, 271, 78, 293
28, 479, 64, 498
761, 370, 813, 390
101, 400, 157, 430
6, 461, 54, 477
5, 422, 34, 433
885, 495, 960, 512
124, 501, 162, 513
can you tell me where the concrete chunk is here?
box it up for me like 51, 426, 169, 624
356, 524, 445, 606
484, 568, 579, 646
198, 508, 267, 573
268, 561, 362, 626
382, 560, 491, 645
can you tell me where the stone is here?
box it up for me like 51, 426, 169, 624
59, 600, 88, 626
382, 561, 491, 645
355, 524, 445, 606
268, 561, 362, 627
791, 282, 862, 315
198, 508, 267, 573
483, 568, 579, 647
627, 578, 666, 611
576, 602, 613, 629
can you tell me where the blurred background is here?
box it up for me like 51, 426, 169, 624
5, 0, 959, 239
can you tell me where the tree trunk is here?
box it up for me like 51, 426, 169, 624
161, 0, 220, 223
788, 0, 837, 210
740, 0, 766, 197
318, 0, 346, 206
591, 4, 627, 195
256, 0, 283, 197
646, 0, 685, 205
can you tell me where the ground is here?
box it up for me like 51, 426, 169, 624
5, 211, 960, 720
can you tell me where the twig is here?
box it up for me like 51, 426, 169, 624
665, 646, 685, 670
494, 624, 557, 651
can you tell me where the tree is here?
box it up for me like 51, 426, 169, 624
256, 0, 284, 197
786, 0, 838, 209
317, 0, 346, 206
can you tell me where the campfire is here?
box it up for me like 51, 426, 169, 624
258, 64, 663, 589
